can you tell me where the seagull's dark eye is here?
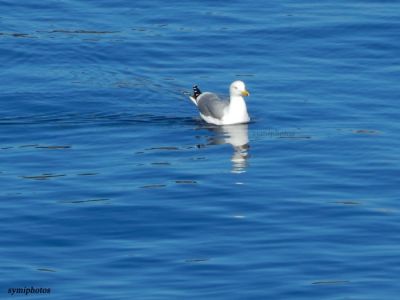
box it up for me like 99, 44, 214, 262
234, 86, 238, 89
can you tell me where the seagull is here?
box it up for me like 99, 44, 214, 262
189, 81, 250, 125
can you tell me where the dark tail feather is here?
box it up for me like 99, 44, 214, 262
192, 85, 202, 100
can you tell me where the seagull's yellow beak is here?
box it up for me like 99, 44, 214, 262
241, 90, 250, 97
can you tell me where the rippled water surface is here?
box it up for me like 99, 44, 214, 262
1, 1, 400, 299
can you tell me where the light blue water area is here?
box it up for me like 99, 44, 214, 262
1, 0, 400, 299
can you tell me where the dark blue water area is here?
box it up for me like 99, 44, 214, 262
1, 0, 400, 299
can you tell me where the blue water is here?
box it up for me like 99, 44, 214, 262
1, 1, 400, 299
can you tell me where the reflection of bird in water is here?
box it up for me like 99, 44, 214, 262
199, 123, 250, 173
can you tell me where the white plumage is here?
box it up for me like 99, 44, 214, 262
189, 81, 250, 125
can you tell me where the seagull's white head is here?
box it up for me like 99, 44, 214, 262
230, 80, 250, 97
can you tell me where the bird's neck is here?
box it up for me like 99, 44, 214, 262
229, 95, 248, 112
228, 95, 249, 122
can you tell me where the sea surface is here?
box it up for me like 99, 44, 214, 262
1, 0, 400, 299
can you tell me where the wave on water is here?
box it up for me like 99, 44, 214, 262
0, 112, 199, 126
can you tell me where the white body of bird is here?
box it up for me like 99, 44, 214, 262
189, 81, 250, 125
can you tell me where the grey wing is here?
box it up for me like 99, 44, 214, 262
196, 92, 229, 120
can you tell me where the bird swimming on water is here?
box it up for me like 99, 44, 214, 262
189, 81, 250, 125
